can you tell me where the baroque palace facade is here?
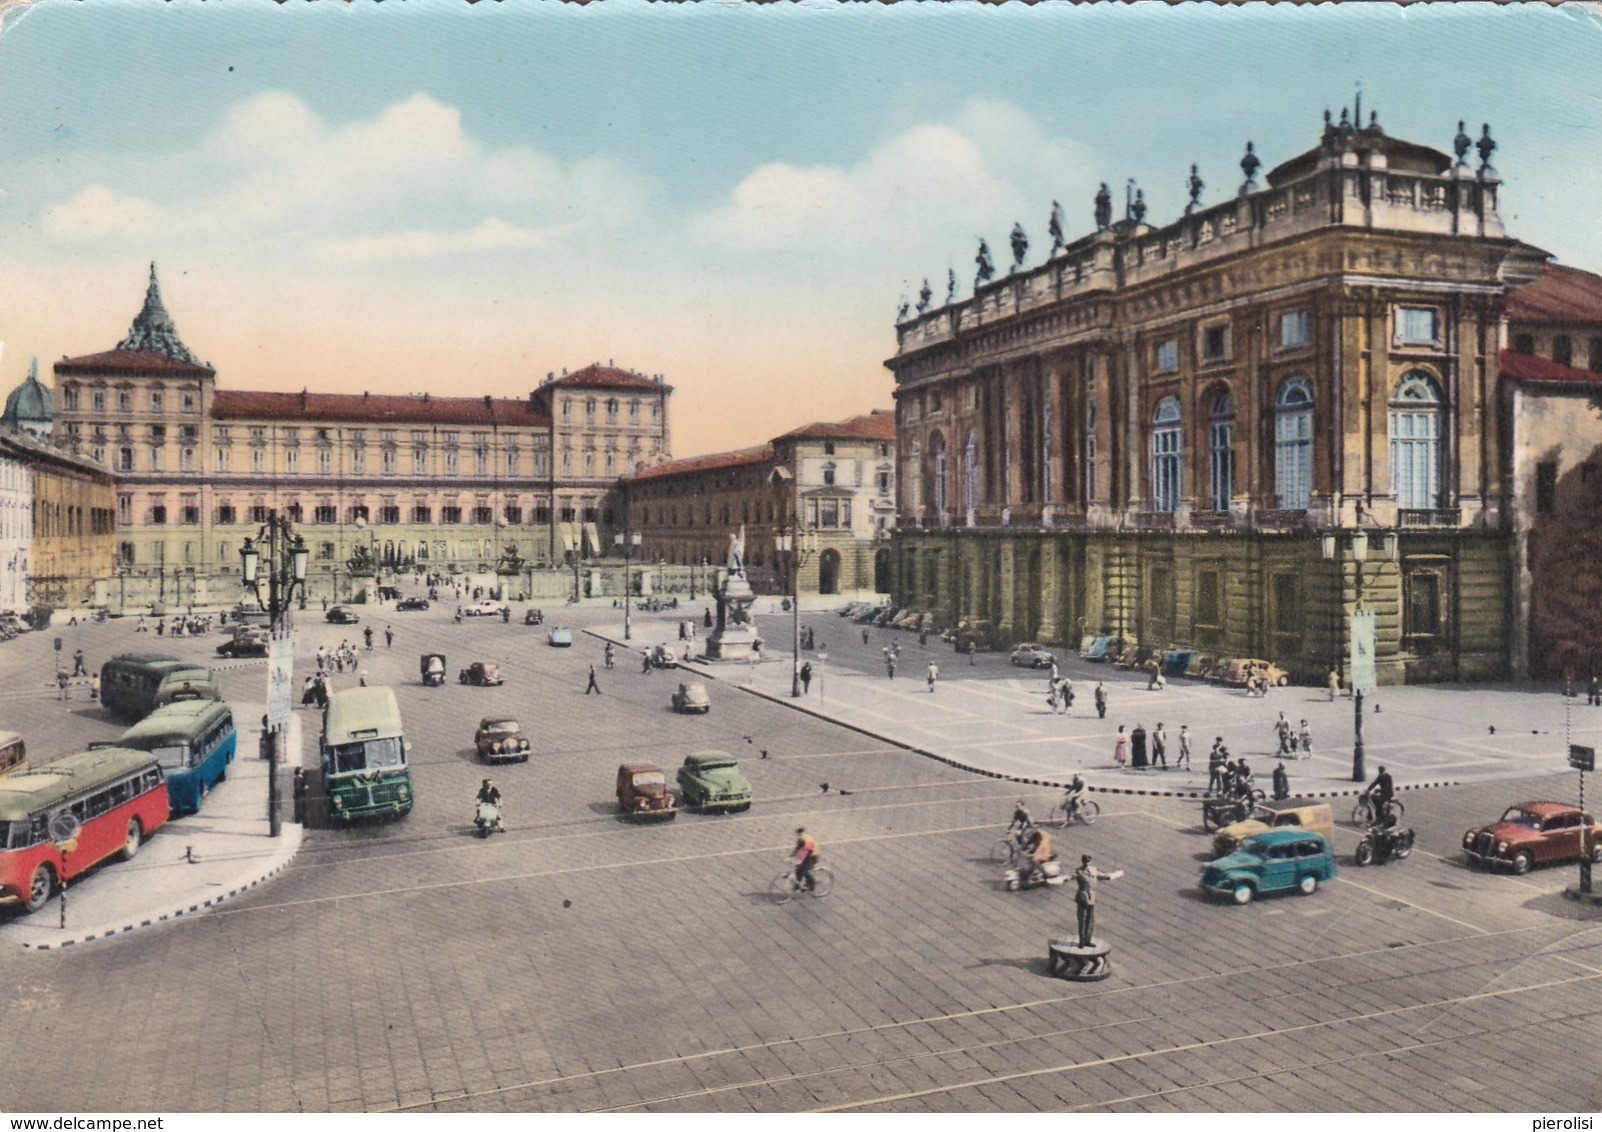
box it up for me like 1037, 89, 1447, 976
49, 266, 672, 610
890, 106, 1577, 685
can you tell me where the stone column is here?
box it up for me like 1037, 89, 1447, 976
997, 537, 1017, 637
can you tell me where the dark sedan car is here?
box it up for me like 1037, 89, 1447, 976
395, 597, 430, 612
326, 606, 360, 625
216, 630, 270, 658
459, 661, 505, 687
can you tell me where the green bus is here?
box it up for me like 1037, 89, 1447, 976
100, 655, 190, 721
320, 686, 413, 823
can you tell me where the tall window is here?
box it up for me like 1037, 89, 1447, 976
963, 432, 978, 516
1396, 306, 1440, 347
1553, 335, 1574, 367
1084, 373, 1097, 500
1204, 392, 1233, 512
1150, 397, 1182, 512
1154, 339, 1179, 374
1041, 404, 1054, 501
1390, 372, 1444, 510
1274, 377, 1314, 510
1279, 309, 1311, 350
931, 434, 947, 515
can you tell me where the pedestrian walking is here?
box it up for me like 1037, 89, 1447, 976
1176, 724, 1192, 770
800, 661, 813, 694
1113, 724, 1128, 769
136, 615, 147, 632
1273, 711, 1293, 755
1047, 681, 1060, 714
585, 664, 601, 695
1130, 723, 1148, 769
359, 669, 369, 687
642, 649, 652, 674
1328, 668, 1341, 701
56, 670, 69, 700
1094, 681, 1108, 719
385, 626, 394, 649
364, 627, 374, 650
71, 648, 87, 677
926, 661, 939, 693
1272, 762, 1291, 801
919, 628, 928, 648
1590, 672, 1601, 707
891, 641, 900, 660
1207, 737, 1227, 794
89, 673, 100, 701
886, 654, 896, 680
1298, 719, 1313, 758
604, 642, 615, 670
967, 640, 977, 665
1151, 722, 1167, 769
1061, 677, 1075, 715
862, 627, 870, 646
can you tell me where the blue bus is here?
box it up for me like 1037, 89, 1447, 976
117, 700, 237, 815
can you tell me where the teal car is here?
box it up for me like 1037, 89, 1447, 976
1199, 828, 1337, 905
547, 628, 573, 647
675, 750, 751, 812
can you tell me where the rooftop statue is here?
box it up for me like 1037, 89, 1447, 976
1477, 123, 1497, 172
1185, 164, 1205, 215
946, 268, 958, 305
1453, 120, 1473, 166
1239, 141, 1261, 196
1048, 200, 1066, 254
1094, 183, 1113, 231
1009, 223, 1028, 270
974, 238, 995, 287
916, 279, 932, 314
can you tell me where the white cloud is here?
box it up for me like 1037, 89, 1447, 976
40, 185, 162, 242
323, 217, 569, 263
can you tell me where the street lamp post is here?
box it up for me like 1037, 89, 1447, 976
1323, 528, 1382, 783
775, 527, 819, 697
239, 512, 310, 838
621, 529, 641, 640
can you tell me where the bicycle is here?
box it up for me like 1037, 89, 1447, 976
770, 863, 834, 904
1047, 795, 1100, 827
1351, 796, 1405, 827
992, 828, 1031, 864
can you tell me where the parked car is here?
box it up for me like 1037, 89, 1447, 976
676, 750, 752, 812
475, 717, 529, 762
1221, 657, 1290, 687
216, 628, 270, 658
1199, 828, 1338, 904
459, 661, 506, 687
1213, 802, 1335, 857
396, 597, 430, 612
616, 762, 677, 820
547, 628, 573, 647
465, 601, 504, 617
671, 682, 711, 714
1009, 643, 1057, 669
326, 605, 360, 625
650, 642, 679, 668
1462, 801, 1602, 874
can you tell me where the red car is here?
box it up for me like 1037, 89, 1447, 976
1462, 801, 1602, 874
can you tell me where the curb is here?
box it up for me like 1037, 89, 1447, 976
11, 826, 304, 952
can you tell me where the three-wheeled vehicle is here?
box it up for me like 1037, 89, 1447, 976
420, 653, 447, 688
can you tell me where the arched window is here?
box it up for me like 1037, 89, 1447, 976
963, 431, 979, 516
1274, 377, 1314, 511
1389, 372, 1443, 510
1150, 397, 1182, 513
1207, 390, 1234, 513
930, 434, 947, 515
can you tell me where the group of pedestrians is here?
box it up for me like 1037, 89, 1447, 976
1111, 721, 1191, 771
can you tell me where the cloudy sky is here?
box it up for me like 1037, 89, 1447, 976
0, 1, 1598, 457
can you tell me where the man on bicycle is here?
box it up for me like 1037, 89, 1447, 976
1233, 758, 1256, 800
1008, 800, 1033, 836
792, 827, 820, 892
1061, 776, 1087, 822
1364, 766, 1397, 826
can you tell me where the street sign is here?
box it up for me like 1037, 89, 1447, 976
1570, 744, 1595, 772
1349, 610, 1377, 695
266, 631, 294, 735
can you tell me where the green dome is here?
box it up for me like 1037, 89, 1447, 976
1, 359, 53, 434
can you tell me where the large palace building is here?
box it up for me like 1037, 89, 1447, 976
888, 105, 1598, 684
49, 266, 673, 610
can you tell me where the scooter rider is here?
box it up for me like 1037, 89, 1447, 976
1019, 827, 1056, 885
477, 778, 501, 807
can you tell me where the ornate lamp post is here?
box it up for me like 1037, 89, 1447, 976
621, 529, 641, 640
239, 512, 310, 837
1322, 528, 1389, 783
774, 526, 819, 697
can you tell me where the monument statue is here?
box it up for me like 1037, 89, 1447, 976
706, 525, 759, 661
727, 525, 746, 577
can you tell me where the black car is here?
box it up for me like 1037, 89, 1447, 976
396, 597, 430, 612
326, 606, 361, 624
217, 631, 270, 658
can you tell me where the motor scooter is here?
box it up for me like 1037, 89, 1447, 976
1004, 857, 1064, 891
1354, 823, 1414, 866
474, 799, 505, 838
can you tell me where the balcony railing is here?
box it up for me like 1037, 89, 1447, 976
1397, 508, 1461, 528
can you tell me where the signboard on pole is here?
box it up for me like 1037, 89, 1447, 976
1349, 609, 1377, 695
1570, 744, 1596, 773
266, 631, 294, 734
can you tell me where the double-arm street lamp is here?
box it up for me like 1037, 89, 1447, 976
621, 529, 642, 640
774, 526, 819, 698
1322, 528, 1391, 783
239, 512, 310, 837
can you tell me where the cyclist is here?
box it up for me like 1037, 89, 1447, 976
1364, 766, 1397, 825
1233, 758, 1256, 801
1007, 799, 1033, 836
792, 827, 820, 892
1060, 775, 1087, 822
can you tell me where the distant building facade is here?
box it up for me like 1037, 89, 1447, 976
889, 106, 1560, 684
624, 410, 896, 596
46, 265, 673, 609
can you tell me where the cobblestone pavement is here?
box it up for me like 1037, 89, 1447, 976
0, 601, 1599, 1112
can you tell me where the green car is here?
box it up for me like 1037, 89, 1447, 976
675, 750, 751, 812
1199, 828, 1337, 905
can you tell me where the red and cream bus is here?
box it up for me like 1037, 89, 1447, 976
0, 748, 169, 914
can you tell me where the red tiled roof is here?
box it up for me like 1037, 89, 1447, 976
1505, 263, 1602, 324
545, 364, 673, 394
774, 409, 896, 443
626, 444, 774, 485
1498, 348, 1602, 387
212, 390, 551, 427
55, 348, 213, 377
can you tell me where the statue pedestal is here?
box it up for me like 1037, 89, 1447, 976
1048, 938, 1112, 981
704, 574, 761, 662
